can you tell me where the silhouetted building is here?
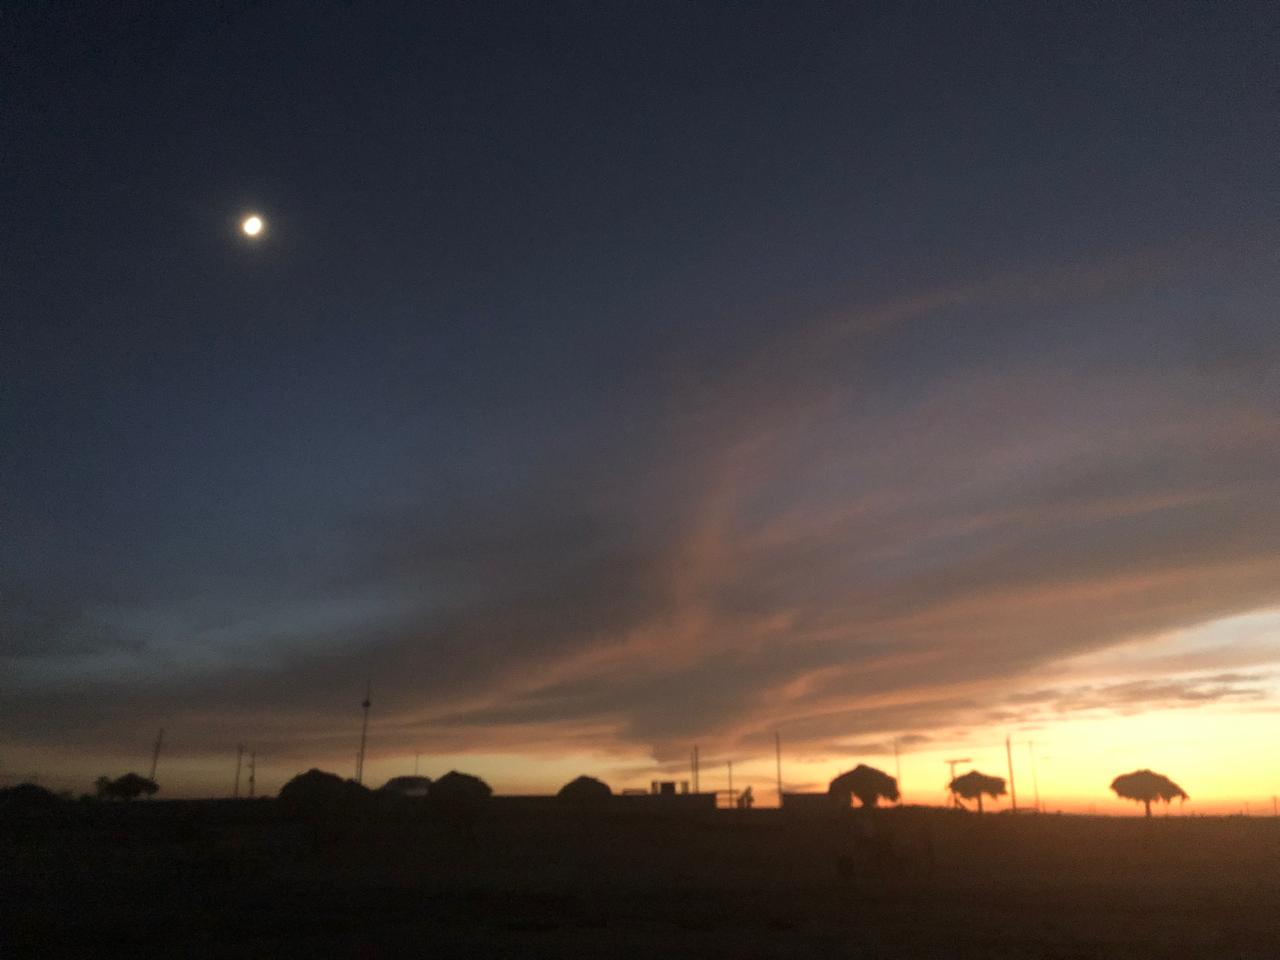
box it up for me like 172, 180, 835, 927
613, 781, 715, 813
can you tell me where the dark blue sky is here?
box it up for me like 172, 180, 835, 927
3, 2, 1279, 792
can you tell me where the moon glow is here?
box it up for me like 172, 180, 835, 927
241, 215, 264, 237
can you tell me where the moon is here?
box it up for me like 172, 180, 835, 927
241, 214, 265, 237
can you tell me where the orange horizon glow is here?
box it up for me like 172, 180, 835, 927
9, 610, 1277, 812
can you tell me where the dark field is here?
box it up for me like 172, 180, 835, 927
5, 801, 1279, 959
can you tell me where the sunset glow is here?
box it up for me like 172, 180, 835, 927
4, 4, 1277, 822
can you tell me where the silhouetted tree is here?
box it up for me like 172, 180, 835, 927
557, 775, 611, 806
278, 768, 370, 812
829, 765, 900, 809
948, 770, 1005, 814
95, 773, 159, 801
432, 771, 491, 844
1110, 769, 1188, 818
431, 770, 492, 805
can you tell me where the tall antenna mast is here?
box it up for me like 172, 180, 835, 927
149, 728, 164, 784
355, 681, 372, 785
1005, 735, 1018, 813
774, 731, 783, 808
248, 750, 256, 798
234, 744, 245, 798
692, 744, 700, 793
727, 759, 733, 807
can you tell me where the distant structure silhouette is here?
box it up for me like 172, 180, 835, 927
379, 775, 432, 798
557, 775, 612, 806
948, 770, 1006, 814
829, 765, 900, 809
1110, 769, 1188, 817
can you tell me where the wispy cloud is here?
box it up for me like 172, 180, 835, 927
5, 249, 1280, 773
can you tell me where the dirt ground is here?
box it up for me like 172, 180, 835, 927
4, 801, 1279, 958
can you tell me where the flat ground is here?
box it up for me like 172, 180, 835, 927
4, 801, 1279, 958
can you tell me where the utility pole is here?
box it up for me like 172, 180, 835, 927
727, 760, 734, 807
1005, 735, 1018, 813
692, 744, 700, 793
893, 738, 903, 805
775, 731, 783, 808
944, 758, 971, 808
247, 751, 256, 798
149, 728, 164, 784
355, 681, 371, 785
414, 751, 420, 777
234, 744, 245, 798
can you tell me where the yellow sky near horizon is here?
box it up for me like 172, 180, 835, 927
9, 609, 1278, 813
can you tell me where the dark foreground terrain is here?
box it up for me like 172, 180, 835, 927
5, 800, 1279, 958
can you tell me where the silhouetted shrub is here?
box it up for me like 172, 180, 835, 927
431, 770, 491, 805
95, 773, 159, 801
829, 765, 899, 809
278, 768, 371, 813
557, 775, 612, 806
0, 782, 59, 809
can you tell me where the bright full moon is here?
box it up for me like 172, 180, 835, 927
241, 215, 264, 237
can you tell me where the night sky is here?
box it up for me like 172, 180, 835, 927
3, 2, 1279, 804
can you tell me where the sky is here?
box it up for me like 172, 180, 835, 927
2, 2, 1279, 812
